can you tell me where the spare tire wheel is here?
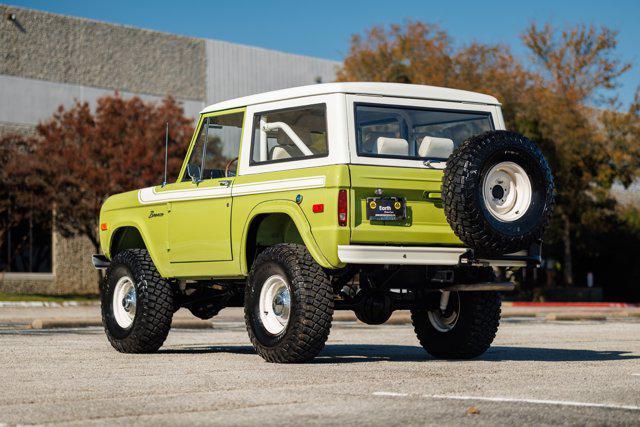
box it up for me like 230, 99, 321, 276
442, 130, 554, 256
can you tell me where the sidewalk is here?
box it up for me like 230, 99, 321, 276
1, 301, 639, 330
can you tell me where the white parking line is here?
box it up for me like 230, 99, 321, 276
632, 373, 640, 376
426, 394, 640, 412
373, 392, 640, 411
373, 391, 409, 397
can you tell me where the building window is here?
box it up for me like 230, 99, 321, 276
0, 210, 52, 273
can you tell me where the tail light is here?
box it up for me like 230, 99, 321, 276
338, 189, 348, 227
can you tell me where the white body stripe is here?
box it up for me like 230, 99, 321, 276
137, 176, 326, 204
138, 186, 231, 204
232, 175, 325, 196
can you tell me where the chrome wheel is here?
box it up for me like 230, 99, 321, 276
258, 274, 291, 335
428, 292, 460, 332
482, 161, 532, 222
112, 276, 137, 329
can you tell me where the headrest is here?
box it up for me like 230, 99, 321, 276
270, 146, 293, 160
418, 136, 454, 159
376, 137, 409, 156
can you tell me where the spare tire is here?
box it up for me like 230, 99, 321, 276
442, 130, 554, 256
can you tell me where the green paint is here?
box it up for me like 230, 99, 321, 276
98, 106, 459, 281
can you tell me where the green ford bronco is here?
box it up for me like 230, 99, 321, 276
93, 82, 554, 363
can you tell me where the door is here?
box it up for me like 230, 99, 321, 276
167, 109, 244, 263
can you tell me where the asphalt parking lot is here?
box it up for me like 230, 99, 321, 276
1, 316, 640, 426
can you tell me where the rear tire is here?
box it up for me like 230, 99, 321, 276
244, 244, 334, 363
411, 291, 500, 359
443, 130, 554, 256
101, 249, 174, 353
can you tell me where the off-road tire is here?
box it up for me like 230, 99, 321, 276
443, 130, 554, 256
101, 249, 174, 353
244, 244, 334, 363
411, 291, 500, 359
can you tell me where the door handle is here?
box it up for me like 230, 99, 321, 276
219, 180, 232, 187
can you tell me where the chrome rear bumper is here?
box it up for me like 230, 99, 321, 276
337, 245, 539, 267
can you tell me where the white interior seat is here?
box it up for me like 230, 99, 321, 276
418, 136, 454, 159
376, 137, 409, 156
270, 146, 293, 160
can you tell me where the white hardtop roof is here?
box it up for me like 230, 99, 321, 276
201, 82, 500, 114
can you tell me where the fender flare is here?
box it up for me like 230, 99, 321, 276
239, 199, 335, 274
105, 221, 170, 277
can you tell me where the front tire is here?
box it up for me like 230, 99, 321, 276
244, 244, 334, 363
411, 291, 501, 359
101, 249, 174, 353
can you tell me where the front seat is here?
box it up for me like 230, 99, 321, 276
269, 141, 304, 160
270, 145, 293, 160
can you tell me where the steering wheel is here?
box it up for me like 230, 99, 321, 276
224, 157, 238, 177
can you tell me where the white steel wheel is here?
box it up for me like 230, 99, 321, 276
427, 292, 460, 332
258, 274, 291, 335
112, 276, 137, 329
482, 161, 532, 222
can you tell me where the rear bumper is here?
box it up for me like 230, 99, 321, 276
337, 244, 540, 267
92, 254, 110, 270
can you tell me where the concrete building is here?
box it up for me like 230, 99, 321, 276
0, 4, 338, 295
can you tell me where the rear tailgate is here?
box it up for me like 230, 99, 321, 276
349, 164, 461, 245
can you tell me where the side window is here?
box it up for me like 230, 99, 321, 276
250, 104, 328, 164
184, 112, 244, 181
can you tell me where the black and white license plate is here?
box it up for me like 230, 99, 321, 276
366, 197, 406, 221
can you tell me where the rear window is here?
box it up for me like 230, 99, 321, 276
355, 104, 493, 160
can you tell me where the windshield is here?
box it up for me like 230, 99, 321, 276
355, 104, 494, 160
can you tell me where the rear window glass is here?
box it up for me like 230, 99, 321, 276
355, 104, 493, 160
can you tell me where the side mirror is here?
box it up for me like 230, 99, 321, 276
186, 164, 201, 183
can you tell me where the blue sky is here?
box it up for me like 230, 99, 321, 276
7, 0, 640, 107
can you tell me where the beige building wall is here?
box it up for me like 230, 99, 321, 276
0, 5, 206, 100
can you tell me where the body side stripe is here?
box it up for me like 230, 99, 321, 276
137, 175, 326, 204
231, 175, 326, 196
138, 186, 231, 204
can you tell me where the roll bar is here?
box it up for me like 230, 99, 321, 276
260, 121, 313, 161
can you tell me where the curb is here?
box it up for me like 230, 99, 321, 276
505, 302, 638, 308
30, 318, 214, 329
545, 314, 607, 321
502, 312, 538, 318
0, 301, 100, 308
5, 310, 639, 331
31, 318, 101, 329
